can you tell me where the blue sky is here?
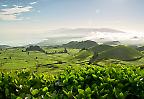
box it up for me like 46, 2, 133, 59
0, 0, 144, 32
0, 0, 144, 45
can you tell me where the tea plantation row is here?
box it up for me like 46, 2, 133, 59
0, 65, 144, 99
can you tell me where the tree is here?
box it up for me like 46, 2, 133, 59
26, 45, 45, 52
64, 48, 68, 53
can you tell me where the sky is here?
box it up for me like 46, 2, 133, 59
0, 0, 144, 46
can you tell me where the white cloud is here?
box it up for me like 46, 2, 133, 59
1, 5, 7, 7
0, 6, 33, 21
30, 2, 37, 5
1, 6, 32, 15
82, 31, 144, 45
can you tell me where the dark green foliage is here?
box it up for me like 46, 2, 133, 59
26, 45, 45, 53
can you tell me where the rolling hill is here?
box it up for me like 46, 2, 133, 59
90, 45, 143, 63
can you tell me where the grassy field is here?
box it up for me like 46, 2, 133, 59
0, 47, 144, 72
0, 47, 81, 73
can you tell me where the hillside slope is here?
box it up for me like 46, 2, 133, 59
75, 50, 93, 60
90, 45, 143, 63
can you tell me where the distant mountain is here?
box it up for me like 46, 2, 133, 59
0, 45, 10, 49
61, 40, 98, 49
90, 45, 142, 63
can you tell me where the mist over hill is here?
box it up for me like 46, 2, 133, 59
37, 28, 144, 46
37, 28, 125, 46
1, 28, 144, 46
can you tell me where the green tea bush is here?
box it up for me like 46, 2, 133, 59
0, 65, 144, 99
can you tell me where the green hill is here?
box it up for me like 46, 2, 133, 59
75, 44, 114, 61
90, 45, 143, 63
62, 40, 98, 49
88, 44, 114, 53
